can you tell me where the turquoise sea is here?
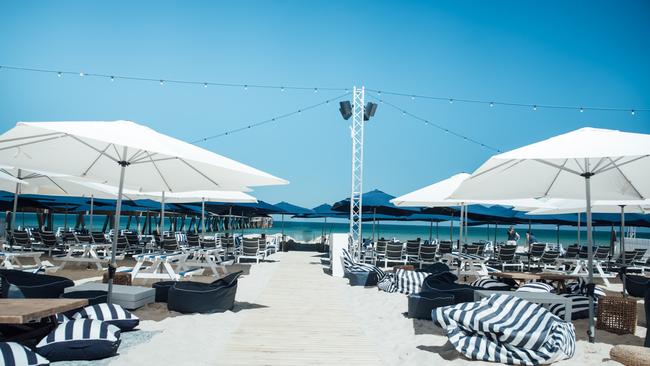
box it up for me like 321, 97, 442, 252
3, 213, 648, 246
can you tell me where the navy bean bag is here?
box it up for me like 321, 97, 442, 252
419, 262, 451, 275
346, 271, 378, 286
408, 291, 454, 320
73, 303, 139, 332
152, 281, 176, 302
0, 269, 73, 298
167, 271, 242, 314
624, 275, 648, 298
421, 281, 478, 304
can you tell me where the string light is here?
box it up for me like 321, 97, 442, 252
110, 76, 114, 82
366, 88, 647, 114
159, 80, 164, 85
631, 110, 636, 116
203, 82, 208, 88
580, 107, 584, 113
192, 92, 349, 143
314, 88, 318, 93
57, 72, 62, 77
489, 102, 494, 107
79, 72, 84, 77
368, 93, 501, 153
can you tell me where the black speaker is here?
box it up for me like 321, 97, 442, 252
339, 101, 352, 120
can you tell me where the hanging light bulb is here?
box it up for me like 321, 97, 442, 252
203, 82, 208, 88
79, 72, 85, 77
631, 110, 636, 116
579, 107, 584, 113
402, 110, 406, 116
281, 87, 285, 92
57, 72, 62, 77
314, 88, 318, 93
159, 80, 164, 85
489, 102, 494, 107
449, 98, 454, 104
411, 95, 415, 100
244, 85, 248, 90
533, 105, 537, 111
110, 76, 115, 82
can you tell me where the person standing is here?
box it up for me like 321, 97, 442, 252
506, 226, 520, 246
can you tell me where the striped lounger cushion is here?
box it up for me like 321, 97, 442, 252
516, 282, 555, 293
73, 303, 140, 331
36, 319, 121, 362
469, 277, 511, 290
433, 294, 576, 365
55, 313, 68, 324
566, 278, 606, 299
341, 249, 387, 281
0, 342, 49, 366
394, 269, 428, 295
377, 273, 397, 293
549, 294, 592, 320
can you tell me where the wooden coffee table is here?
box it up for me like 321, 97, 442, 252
492, 272, 578, 292
0, 298, 88, 345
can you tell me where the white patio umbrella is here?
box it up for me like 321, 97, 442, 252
0, 120, 288, 303
450, 127, 650, 342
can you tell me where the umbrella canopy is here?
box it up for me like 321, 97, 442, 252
273, 201, 314, 216
526, 199, 650, 215
449, 127, 650, 343
0, 121, 288, 191
331, 189, 418, 216
391, 173, 471, 207
139, 190, 257, 204
450, 127, 650, 201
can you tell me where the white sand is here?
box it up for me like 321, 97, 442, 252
98, 252, 645, 366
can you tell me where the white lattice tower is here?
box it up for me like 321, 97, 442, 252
349, 86, 365, 261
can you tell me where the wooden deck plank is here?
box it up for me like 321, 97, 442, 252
221, 251, 383, 366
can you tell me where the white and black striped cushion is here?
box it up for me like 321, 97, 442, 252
36, 319, 120, 362
433, 294, 576, 365
469, 277, 510, 290
73, 303, 139, 331
516, 282, 554, 293
566, 278, 606, 299
394, 269, 428, 295
341, 249, 387, 281
377, 274, 397, 293
0, 342, 49, 366
55, 313, 68, 324
550, 294, 592, 320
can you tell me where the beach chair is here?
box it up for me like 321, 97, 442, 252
463, 244, 480, 256
384, 242, 406, 269
186, 234, 202, 249
9, 230, 32, 251
436, 241, 453, 260
221, 236, 235, 257
39, 231, 62, 256
124, 232, 144, 252
373, 239, 388, 266
405, 239, 421, 263
258, 237, 269, 259
161, 236, 179, 253
74, 233, 93, 244
61, 231, 77, 245
91, 232, 109, 245
472, 242, 487, 257
238, 238, 264, 263
418, 244, 437, 269
537, 250, 562, 270
487, 245, 522, 271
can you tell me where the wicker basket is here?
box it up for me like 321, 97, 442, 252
597, 296, 637, 335
102, 272, 132, 286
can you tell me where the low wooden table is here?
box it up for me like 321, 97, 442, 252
0, 298, 88, 345
492, 271, 578, 292
0, 298, 88, 324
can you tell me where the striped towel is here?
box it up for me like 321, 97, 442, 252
433, 294, 576, 365
341, 248, 386, 281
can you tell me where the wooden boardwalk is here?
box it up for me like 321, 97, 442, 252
221, 251, 383, 366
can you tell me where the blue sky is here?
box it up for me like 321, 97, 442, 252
1, 1, 649, 209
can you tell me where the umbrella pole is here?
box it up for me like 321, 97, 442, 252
160, 191, 165, 236
577, 212, 581, 246
201, 197, 206, 238
458, 204, 464, 249
108, 150, 128, 305
10, 169, 21, 238
584, 163, 595, 343
620, 205, 627, 297
89, 195, 94, 233
450, 214, 453, 242
428, 220, 433, 244
372, 208, 376, 242
436, 222, 439, 241
556, 225, 560, 245
281, 213, 285, 247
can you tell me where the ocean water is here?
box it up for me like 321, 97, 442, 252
4, 213, 648, 246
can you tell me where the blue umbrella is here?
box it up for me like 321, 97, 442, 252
273, 201, 315, 245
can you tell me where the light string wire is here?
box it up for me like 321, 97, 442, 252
0, 65, 348, 92
366, 88, 645, 114
0, 64, 646, 114
191, 92, 350, 143
367, 93, 502, 152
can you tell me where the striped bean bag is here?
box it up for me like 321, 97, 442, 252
36, 319, 121, 361
394, 269, 428, 295
341, 248, 387, 281
549, 294, 592, 320
73, 303, 139, 331
566, 278, 606, 299
377, 273, 397, 293
469, 277, 511, 290
0, 342, 49, 366
433, 294, 576, 365
516, 282, 555, 293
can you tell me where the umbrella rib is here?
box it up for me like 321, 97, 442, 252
591, 157, 607, 172
605, 157, 646, 199
145, 152, 173, 192
81, 143, 113, 177
127, 149, 145, 163
0, 132, 64, 145
543, 159, 568, 196
593, 156, 643, 174
0, 135, 67, 152
572, 158, 585, 173
68, 136, 119, 163
129, 152, 159, 164
533, 159, 583, 176
44, 176, 69, 195
466, 159, 517, 179
178, 158, 221, 188
130, 157, 177, 165
111, 144, 123, 161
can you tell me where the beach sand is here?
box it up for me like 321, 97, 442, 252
47, 251, 645, 366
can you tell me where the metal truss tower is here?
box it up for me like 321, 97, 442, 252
349, 86, 365, 261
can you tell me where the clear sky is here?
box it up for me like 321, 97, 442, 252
1, 1, 649, 209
